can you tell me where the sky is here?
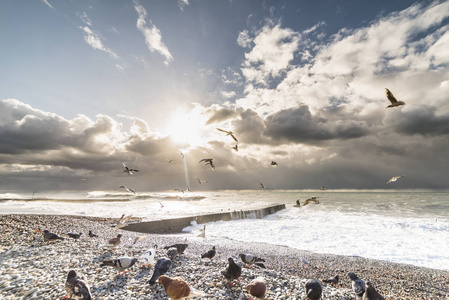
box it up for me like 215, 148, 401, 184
1, 0, 449, 191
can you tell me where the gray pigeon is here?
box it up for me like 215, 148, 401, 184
348, 272, 366, 298
239, 253, 266, 268
305, 279, 322, 300
363, 281, 385, 300
222, 257, 241, 283
43, 230, 64, 242
148, 258, 172, 284
65, 270, 92, 300
100, 257, 138, 275
322, 274, 339, 286
67, 232, 82, 239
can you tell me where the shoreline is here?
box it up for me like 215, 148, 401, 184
1, 214, 448, 299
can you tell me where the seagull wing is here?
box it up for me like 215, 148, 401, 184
217, 128, 229, 134
385, 89, 399, 104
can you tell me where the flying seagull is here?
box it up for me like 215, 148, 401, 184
232, 144, 238, 151
178, 149, 184, 158
271, 161, 278, 166
118, 185, 136, 195
217, 128, 238, 143
197, 178, 207, 184
199, 158, 215, 170
122, 163, 139, 175
115, 214, 132, 230
385, 88, 406, 108
387, 175, 405, 184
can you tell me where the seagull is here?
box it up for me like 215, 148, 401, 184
114, 214, 133, 230
132, 235, 148, 245
149, 258, 172, 284
197, 178, 207, 184
246, 277, 266, 299
65, 270, 92, 300
271, 161, 278, 166
118, 185, 137, 195
199, 158, 215, 170
122, 163, 139, 175
387, 175, 405, 184
232, 144, 238, 151
178, 150, 184, 158
100, 257, 138, 275
66, 232, 82, 239
385, 88, 406, 108
157, 275, 205, 299
165, 159, 175, 163
201, 246, 216, 260
305, 279, 323, 300
348, 272, 366, 298
303, 197, 320, 206
197, 225, 206, 239
363, 281, 385, 300
239, 254, 266, 268
43, 230, 64, 242
222, 257, 242, 283
323, 274, 339, 286
217, 128, 238, 143
163, 243, 188, 254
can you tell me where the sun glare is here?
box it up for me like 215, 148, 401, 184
166, 112, 204, 147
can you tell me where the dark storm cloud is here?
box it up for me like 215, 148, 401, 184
264, 105, 369, 143
391, 105, 449, 136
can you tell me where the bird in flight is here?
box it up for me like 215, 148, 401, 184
271, 161, 278, 166
197, 178, 207, 184
385, 88, 406, 108
178, 150, 184, 158
123, 163, 139, 175
232, 144, 238, 152
217, 128, 238, 143
119, 185, 136, 195
387, 175, 405, 184
199, 158, 215, 170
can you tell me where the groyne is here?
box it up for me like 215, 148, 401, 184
122, 203, 286, 234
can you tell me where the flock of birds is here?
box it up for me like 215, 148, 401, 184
42, 225, 386, 300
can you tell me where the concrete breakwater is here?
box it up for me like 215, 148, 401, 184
122, 203, 286, 234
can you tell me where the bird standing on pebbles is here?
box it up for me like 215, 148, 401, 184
65, 270, 92, 300
67, 232, 82, 239
363, 281, 385, 300
107, 234, 122, 247
149, 258, 172, 284
201, 246, 216, 260
167, 247, 178, 261
163, 243, 188, 254
348, 272, 366, 298
100, 257, 138, 275
157, 275, 205, 299
222, 257, 241, 284
140, 246, 157, 268
88, 230, 97, 238
322, 274, 339, 286
246, 277, 266, 299
43, 230, 64, 242
239, 253, 266, 268
305, 279, 322, 300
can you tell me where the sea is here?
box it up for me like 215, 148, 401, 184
1, 189, 448, 271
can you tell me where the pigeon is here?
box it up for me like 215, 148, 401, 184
300, 257, 311, 266
198, 158, 215, 170
305, 279, 322, 300
119, 185, 137, 195
217, 128, 238, 143
387, 175, 404, 184
163, 243, 188, 254
123, 163, 139, 175
246, 277, 266, 299
65, 270, 92, 300
149, 258, 172, 284
222, 257, 241, 282
140, 246, 157, 267
67, 232, 82, 239
239, 253, 266, 268
322, 274, 339, 286
167, 247, 178, 261
100, 257, 138, 275
43, 230, 64, 242
363, 281, 385, 300
108, 234, 122, 247
201, 246, 216, 260
157, 275, 205, 299
88, 230, 98, 238
271, 160, 278, 166
348, 272, 366, 298
385, 88, 405, 108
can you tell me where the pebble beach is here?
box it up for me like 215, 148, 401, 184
1, 214, 448, 299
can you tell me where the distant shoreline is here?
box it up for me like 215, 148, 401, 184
0, 198, 132, 202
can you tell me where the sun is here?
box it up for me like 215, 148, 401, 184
166, 112, 205, 147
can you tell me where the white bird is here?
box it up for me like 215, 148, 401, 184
199, 158, 215, 170
115, 214, 132, 231
387, 175, 405, 184
123, 163, 139, 175
140, 246, 157, 268
385, 88, 406, 108
118, 185, 136, 195
217, 128, 238, 143
178, 150, 184, 158
197, 225, 206, 239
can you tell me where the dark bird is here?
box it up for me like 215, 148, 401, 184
246, 277, 266, 299
363, 281, 385, 300
303, 197, 320, 206
43, 230, 64, 242
387, 175, 405, 184
259, 183, 265, 189
100, 257, 138, 275
232, 144, 238, 151
122, 163, 139, 175
65, 270, 92, 300
163, 243, 188, 254
108, 234, 122, 247
149, 258, 172, 284
239, 253, 266, 268
222, 257, 241, 283
305, 279, 322, 300
322, 274, 339, 286
199, 158, 215, 170
118, 185, 137, 194
157, 275, 205, 299
271, 160, 278, 166
348, 272, 366, 298
385, 88, 406, 108
88, 230, 98, 238
201, 246, 216, 260
167, 247, 178, 261
67, 232, 82, 239
196, 178, 207, 184
217, 128, 238, 143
